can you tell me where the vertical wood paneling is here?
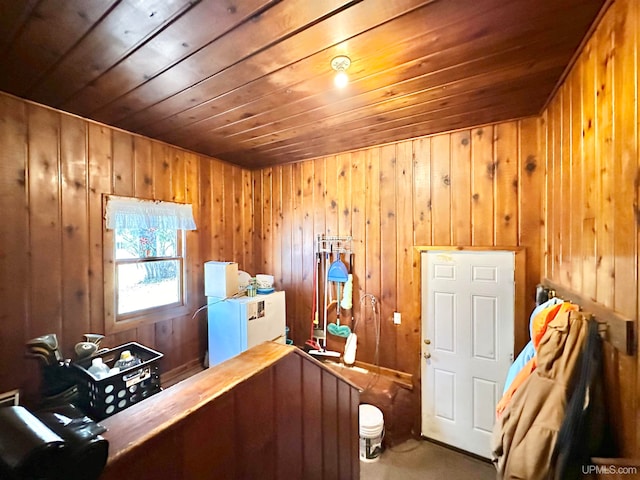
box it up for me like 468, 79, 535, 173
0, 92, 245, 399
112, 130, 134, 196
324, 155, 339, 237
179, 150, 200, 365
154, 141, 178, 370
302, 161, 315, 337
87, 123, 112, 334
261, 167, 273, 274
312, 158, 326, 345
336, 153, 352, 348
560, 84, 572, 286
29, 105, 63, 345
395, 141, 415, 374
258, 120, 543, 376
60, 115, 90, 357
582, 41, 598, 300
413, 137, 432, 245
235, 369, 275, 480
379, 144, 398, 367
171, 149, 186, 203
595, 12, 615, 308
612, 0, 637, 320
431, 134, 451, 245
252, 169, 263, 274
495, 122, 519, 246
569, 65, 584, 293
182, 392, 236, 480
313, 156, 327, 240
302, 359, 323, 480
337, 380, 352, 480
519, 117, 543, 319
323, 155, 339, 350
271, 166, 283, 286
540, 111, 550, 282
291, 163, 303, 338
363, 148, 381, 362
280, 165, 294, 336
471, 126, 494, 246
337, 153, 352, 239
450, 131, 471, 246
321, 370, 339, 479
212, 160, 224, 261
275, 354, 303, 479
0, 95, 28, 393
133, 136, 153, 199
242, 168, 254, 274
350, 151, 366, 345
541, 0, 640, 456
548, 97, 560, 279
224, 164, 237, 267
199, 157, 213, 270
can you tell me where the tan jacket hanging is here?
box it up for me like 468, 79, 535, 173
491, 310, 589, 480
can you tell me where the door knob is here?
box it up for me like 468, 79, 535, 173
423, 352, 431, 359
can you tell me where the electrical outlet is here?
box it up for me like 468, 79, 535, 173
393, 312, 401, 324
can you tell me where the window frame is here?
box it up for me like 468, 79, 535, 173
103, 195, 193, 335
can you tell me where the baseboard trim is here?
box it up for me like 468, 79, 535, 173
161, 358, 205, 388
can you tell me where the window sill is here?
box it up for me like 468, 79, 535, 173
105, 303, 191, 335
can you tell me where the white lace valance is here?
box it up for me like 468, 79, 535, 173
105, 196, 197, 231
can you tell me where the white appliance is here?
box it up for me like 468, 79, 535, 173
207, 291, 286, 367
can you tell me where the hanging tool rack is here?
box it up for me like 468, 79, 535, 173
311, 235, 353, 352
315, 234, 353, 256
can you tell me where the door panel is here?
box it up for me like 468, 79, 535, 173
434, 292, 456, 352
434, 369, 455, 421
473, 378, 497, 433
421, 250, 514, 459
472, 295, 497, 360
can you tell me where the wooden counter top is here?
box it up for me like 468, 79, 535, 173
100, 341, 360, 479
101, 342, 292, 464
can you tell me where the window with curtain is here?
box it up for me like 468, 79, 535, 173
105, 196, 197, 320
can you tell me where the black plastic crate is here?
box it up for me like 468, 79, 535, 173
71, 342, 163, 420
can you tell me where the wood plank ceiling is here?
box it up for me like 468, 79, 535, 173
0, 0, 605, 169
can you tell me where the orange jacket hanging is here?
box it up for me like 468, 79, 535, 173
495, 302, 579, 417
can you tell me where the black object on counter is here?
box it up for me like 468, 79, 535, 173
0, 405, 109, 480
0, 406, 65, 479
36, 406, 108, 480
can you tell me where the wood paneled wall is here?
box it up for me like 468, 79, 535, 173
541, 0, 639, 457
253, 118, 544, 384
0, 92, 251, 401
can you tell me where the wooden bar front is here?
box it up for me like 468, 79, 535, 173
99, 342, 360, 480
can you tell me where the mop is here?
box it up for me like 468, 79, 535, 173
327, 252, 351, 337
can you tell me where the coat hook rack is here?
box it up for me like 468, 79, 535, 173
540, 280, 635, 356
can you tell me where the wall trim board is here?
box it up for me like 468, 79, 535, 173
543, 279, 635, 356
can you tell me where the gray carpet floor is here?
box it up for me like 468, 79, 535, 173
360, 438, 496, 480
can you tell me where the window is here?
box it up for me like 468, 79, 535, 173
104, 196, 197, 330
115, 226, 183, 317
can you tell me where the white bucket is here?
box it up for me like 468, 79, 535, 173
359, 404, 384, 462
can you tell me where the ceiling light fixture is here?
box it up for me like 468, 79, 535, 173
331, 55, 351, 88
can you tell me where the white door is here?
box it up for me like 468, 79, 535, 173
421, 250, 514, 458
